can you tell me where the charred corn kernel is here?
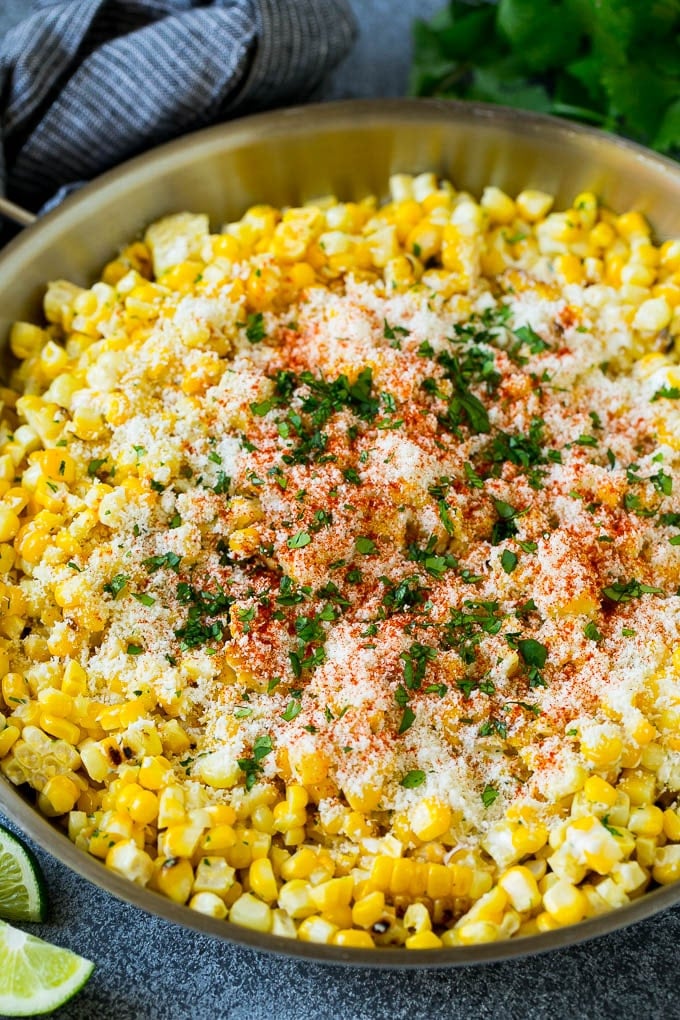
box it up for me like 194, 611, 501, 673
155, 857, 194, 904
403, 902, 431, 935
105, 840, 154, 885
583, 776, 617, 807
542, 880, 588, 925
37, 774, 79, 816
39, 713, 80, 745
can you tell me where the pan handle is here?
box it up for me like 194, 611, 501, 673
0, 197, 37, 228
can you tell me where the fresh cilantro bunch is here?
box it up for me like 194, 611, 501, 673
409, 0, 680, 156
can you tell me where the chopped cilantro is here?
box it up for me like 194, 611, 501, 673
500, 550, 518, 574
481, 785, 499, 808
287, 531, 311, 549
400, 769, 426, 788
103, 574, 128, 598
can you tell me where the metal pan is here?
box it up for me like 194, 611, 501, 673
1, 98, 680, 967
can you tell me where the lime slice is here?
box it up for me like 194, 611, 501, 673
0, 824, 47, 923
0, 920, 93, 1016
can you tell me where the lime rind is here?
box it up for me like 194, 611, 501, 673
0, 920, 94, 1017
0, 824, 48, 923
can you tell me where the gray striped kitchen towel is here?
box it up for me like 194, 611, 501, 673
0, 0, 357, 212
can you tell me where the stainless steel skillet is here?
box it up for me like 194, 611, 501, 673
1, 98, 680, 967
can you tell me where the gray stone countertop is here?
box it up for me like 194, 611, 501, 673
0, 1, 678, 1017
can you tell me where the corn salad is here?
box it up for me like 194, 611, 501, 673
1, 173, 680, 949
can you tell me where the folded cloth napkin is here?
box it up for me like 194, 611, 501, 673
0, 0, 356, 212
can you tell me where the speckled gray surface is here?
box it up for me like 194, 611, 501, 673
1, 2, 678, 1017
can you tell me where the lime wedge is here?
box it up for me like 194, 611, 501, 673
0, 920, 93, 1016
0, 824, 47, 923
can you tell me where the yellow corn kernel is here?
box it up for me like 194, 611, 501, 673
572, 192, 598, 229
480, 187, 515, 224
39, 713, 80, 745
297, 916, 339, 944
193, 857, 235, 897
310, 876, 354, 913
332, 929, 375, 949
0, 725, 20, 757
105, 840, 154, 885
158, 719, 191, 755
228, 892, 273, 932
2, 672, 30, 708
410, 798, 451, 841
542, 880, 588, 926
189, 892, 228, 919
161, 823, 204, 859
583, 776, 617, 807
511, 823, 549, 856
10, 322, 48, 360
456, 920, 500, 945
628, 805, 664, 837
581, 730, 623, 766
351, 890, 385, 929
554, 254, 583, 284
155, 857, 194, 904
138, 755, 171, 791
405, 930, 443, 950
37, 774, 80, 817
589, 221, 615, 249
37, 688, 72, 718
617, 768, 656, 806
278, 879, 316, 919
515, 190, 554, 222
0, 509, 21, 543
633, 296, 672, 332
616, 211, 650, 238
662, 808, 680, 842
280, 847, 318, 881
652, 844, 680, 885
116, 784, 159, 826
498, 866, 541, 913
249, 857, 278, 902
